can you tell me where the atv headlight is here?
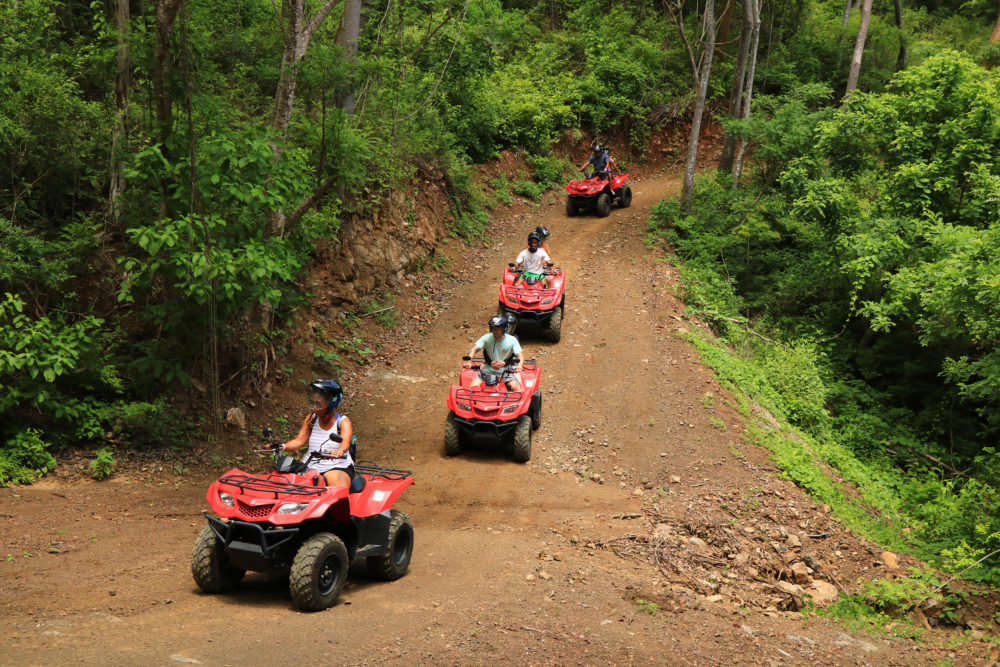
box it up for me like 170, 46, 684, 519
541, 298, 554, 304
502, 405, 518, 414
219, 491, 235, 507
277, 503, 309, 514
456, 402, 471, 411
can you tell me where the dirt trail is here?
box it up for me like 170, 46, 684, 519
0, 173, 984, 665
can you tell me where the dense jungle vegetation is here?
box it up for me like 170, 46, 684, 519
3, 0, 1000, 581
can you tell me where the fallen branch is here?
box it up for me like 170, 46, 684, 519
884, 440, 968, 478
718, 316, 789, 349
359, 306, 395, 318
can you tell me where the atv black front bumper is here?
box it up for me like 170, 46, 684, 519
207, 515, 299, 571
505, 307, 557, 324
206, 513, 394, 572
452, 415, 519, 440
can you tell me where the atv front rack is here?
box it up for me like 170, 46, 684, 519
455, 387, 524, 405
218, 473, 328, 499
501, 286, 559, 302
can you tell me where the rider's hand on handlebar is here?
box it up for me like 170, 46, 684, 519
271, 442, 285, 452
463, 360, 472, 369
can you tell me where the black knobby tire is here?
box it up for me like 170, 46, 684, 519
289, 533, 349, 612
596, 193, 612, 217
366, 510, 414, 581
191, 525, 245, 594
618, 185, 633, 208
444, 411, 462, 456
530, 392, 542, 430
512, 414, 532, 463
548, 306, 562, 343
565, 197, 576, 217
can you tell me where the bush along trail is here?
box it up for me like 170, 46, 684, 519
2, 169, 997, 665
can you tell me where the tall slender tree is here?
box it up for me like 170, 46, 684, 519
845, 0, 874, 95
671, 0, 717, 213
893, 0, 906, 72
719, 0, 753, 171
731, 0, 760, 188
110, 0, 130, 225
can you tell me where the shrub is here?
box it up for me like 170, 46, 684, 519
0, 429, 56, 486
512, 180, 543, 200
90, 447, 115, 481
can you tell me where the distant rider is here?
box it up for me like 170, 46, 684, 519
527, 225, 552, 261
280, 379, 354, 487
580, 144, 617, 195
514, 232, 552, 288
465, 315, 523, 391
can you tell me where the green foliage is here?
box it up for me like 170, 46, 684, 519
0, 429, 56, 486
636, 599, 659, 616
451, 210, 490, 239
512, 180, 543, 200
654, 51, 1000, 582
89, 447, 116, 481
526, 154, 569, 190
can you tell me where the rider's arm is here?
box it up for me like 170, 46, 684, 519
464, 345, 482, 367
282, 414, 312, 452
333, 418, 352, 457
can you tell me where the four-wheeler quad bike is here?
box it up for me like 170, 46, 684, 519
444, 355, 542, 463
497, 263, 565, 342
192, 428, 414, 612
565, 169, 632, 217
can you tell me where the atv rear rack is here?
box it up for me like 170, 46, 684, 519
354, 462, 413, 481
218, 473, 328, 499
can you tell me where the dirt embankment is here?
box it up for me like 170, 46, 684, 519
2, 163, 997, 665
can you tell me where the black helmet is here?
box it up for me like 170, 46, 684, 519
534, 225, 550, 239
309, 378, 343, 410
488, 314, 508, 333
527, 232, 541, 244
593, 143, 603, 154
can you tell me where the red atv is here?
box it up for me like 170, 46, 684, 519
565, 169, 632, 217
444, 355, 542, 462
192, 428, 414, 612
497, 263, 565, 342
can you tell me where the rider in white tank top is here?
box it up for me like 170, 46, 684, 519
306, 414, 353, 474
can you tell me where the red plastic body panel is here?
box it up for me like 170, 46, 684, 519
446, 361, 541, 422
498, 267, 564, 312
565, 172, 629, 196
205, 466, 413, 523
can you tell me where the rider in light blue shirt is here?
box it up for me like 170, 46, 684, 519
464, 315, 523, 390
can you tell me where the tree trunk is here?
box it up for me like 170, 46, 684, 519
845, 0, 874, 96
893, 0, 906, 72
716, 0, 734, 57
334, 0, 364, 116
719, 0, 753, 171
991, 13, 1000, 43
680, 0, 716, 214
842, 0, 852, 26
732, 0, 761, 188
153, 0, 183, 146
110, 0, 130, 225
268, 0, 341, 237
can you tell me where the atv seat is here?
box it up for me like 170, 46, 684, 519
350, 469, 366, 494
